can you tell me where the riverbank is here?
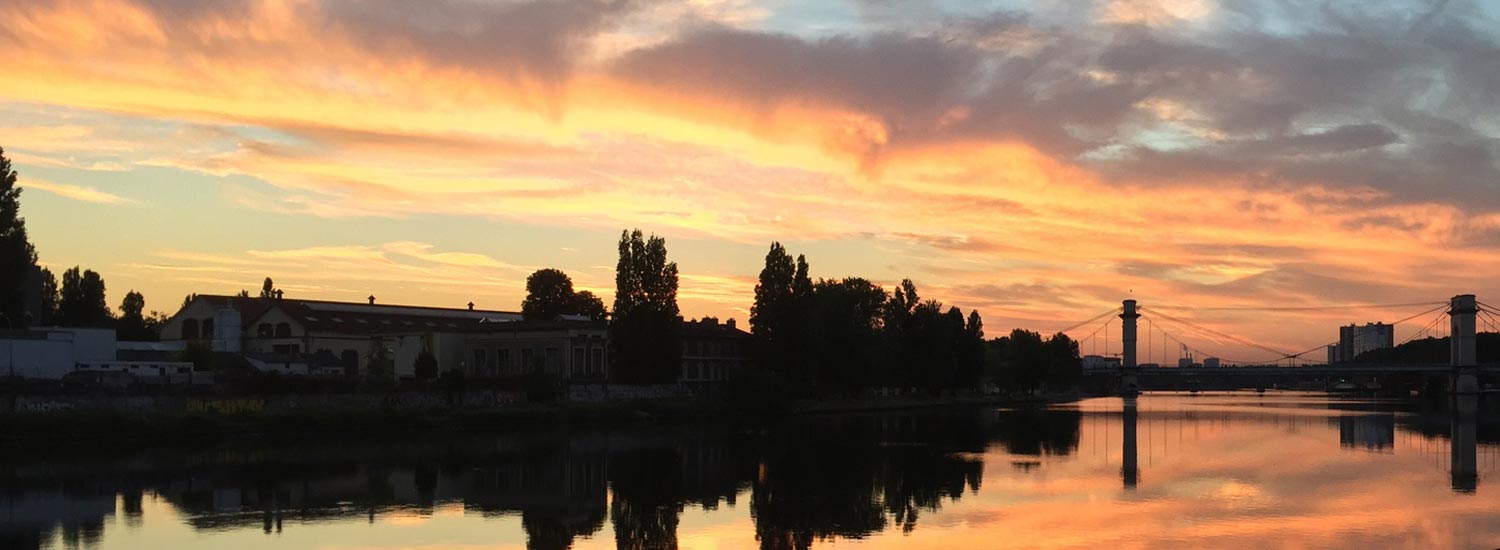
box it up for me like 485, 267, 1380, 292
0, 392, 1078, 449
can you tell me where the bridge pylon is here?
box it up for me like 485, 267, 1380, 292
1450, 294, 1479, 394
1119, 299, 1141, 396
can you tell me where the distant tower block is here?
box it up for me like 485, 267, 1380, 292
1121, 300, 1140, 368
1450, 294, 1479, 394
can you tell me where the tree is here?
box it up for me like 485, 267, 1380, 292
0, 148, 39, 328
523, 268, 579, 320
956, 310, 985, 388
260, 277, 277, 299
610, 229, 681, 384
522, 269, 608, 321
811, 277, 889, 394
117, 290, 155, 341
57, 266, 111, 327
414, 348, 439, 381
749, 243, 818, 386
366, 339, 393, 380
36, 267, 57, 326
179, 339, 215, 372
572, 290, 608, 321
750, 243, 796, 368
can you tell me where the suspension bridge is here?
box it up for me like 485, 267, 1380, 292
1060, 294, 1500, 395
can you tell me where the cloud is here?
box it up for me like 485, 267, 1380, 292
21, 179, 137, 204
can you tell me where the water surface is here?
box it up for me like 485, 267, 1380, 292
6, 392, 1500, 549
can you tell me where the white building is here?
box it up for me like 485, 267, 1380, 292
0, 327, 194, 382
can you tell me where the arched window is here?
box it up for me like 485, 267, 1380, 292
275, 322, 292, 338
181, 319, 199, 340
202, 319, 214, 339
257, 323, 273, 338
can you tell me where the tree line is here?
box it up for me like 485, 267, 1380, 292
0, 148, 168, 340
748, 242, 1080, 397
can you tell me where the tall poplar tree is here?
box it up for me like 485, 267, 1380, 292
610, 229, 681, 383
0, 147, 39, 328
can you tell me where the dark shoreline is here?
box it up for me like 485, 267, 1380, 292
0, 393, 1080, 452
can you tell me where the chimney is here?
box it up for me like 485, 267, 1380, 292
726, 318, 737, 330
275, 289, 284, 300
368, 295, 376, 305
467, 302, 475, 311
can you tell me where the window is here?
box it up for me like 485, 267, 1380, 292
181, 319, 199, 340
546, 348, 560, 374
521, 349, 535, 372
590, 348, 604, 376
275, 322, 291, 338
496, 349, 510, 375
257, 323, 273, 338
572, 347, 586, 377
202, 319, 214, 339
474, 349, 489, 375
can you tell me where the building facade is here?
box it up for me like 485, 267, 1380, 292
679, 317, 750, 385
1332, 322, 1395, 363
162, 295, 610, 382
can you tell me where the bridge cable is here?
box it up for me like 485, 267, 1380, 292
1138, 307, 1294, 360
1143, 301, 1447, 312
1057, 307, 1124, 335
1398, 305, 1457, 345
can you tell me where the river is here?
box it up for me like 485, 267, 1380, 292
5, 392, 1499, 549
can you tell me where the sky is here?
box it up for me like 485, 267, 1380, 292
2, 0, 1499, 363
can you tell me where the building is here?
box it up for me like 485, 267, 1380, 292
1333, 322, 1395, 363
0, 327, 194, 383
1202, 357, 1221, 368
679, 317, 750, 385
162, 294, 614, 383
458, 318, 608, 382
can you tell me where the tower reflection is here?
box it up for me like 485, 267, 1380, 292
1451, 395, 1478, 494
1122, 397, 1139, 490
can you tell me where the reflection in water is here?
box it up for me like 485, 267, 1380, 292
7, 394, 1500, 549
1121, 397, 1138, 490
1337, 415, 1396, 452
1453, 395, 1478, 493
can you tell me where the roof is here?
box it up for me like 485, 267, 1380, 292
454, 318, 608, 334
184, 294, 523, 336
681, 319, 750, 339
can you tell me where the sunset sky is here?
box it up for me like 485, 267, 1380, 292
3, 0, 1499, 362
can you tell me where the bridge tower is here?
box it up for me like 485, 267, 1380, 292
1119, 299, 1141, 395
1450, 294, 1479, 394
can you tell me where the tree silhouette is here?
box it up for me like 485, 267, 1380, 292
610, 230, 681, 384
260, 277, 278, 299
116, 290, 159, 341
58, 266, 111, 327
0, 147, 39, 328
523, 268, 577, 320
36, 266, 58, 325
750, 243, 818, 387
522, 269, 609, 321
811, 277, 888, 394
